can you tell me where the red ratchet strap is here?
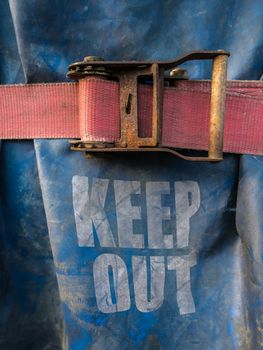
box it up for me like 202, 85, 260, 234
1, 51, 263, 159
1, 80, 263, 152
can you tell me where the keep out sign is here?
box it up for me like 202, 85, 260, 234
72, 176, 200, 315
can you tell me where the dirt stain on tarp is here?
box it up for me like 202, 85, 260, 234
146, 334, 162, 350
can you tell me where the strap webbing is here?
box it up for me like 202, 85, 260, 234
1, 79, 263, 155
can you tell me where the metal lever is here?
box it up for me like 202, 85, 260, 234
68, 50, 229, 161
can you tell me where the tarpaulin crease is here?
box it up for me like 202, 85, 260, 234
1, 0, 263, 349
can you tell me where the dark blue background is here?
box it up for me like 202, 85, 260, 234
1, 0, 263, 349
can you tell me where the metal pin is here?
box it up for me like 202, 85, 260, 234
209, 54, 228, 160
126, 93, 132, 114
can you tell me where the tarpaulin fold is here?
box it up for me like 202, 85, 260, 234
1, 0, 263, 349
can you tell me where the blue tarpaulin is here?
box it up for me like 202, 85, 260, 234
1, 1, 263, 349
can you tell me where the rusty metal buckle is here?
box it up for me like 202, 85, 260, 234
68, 50, 229, 161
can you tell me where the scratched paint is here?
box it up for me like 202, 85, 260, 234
2, 0, 263, 347
33, 139, 256, 349
72, 176, 199, 315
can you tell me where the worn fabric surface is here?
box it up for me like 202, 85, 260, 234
1, 0, 263, 349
